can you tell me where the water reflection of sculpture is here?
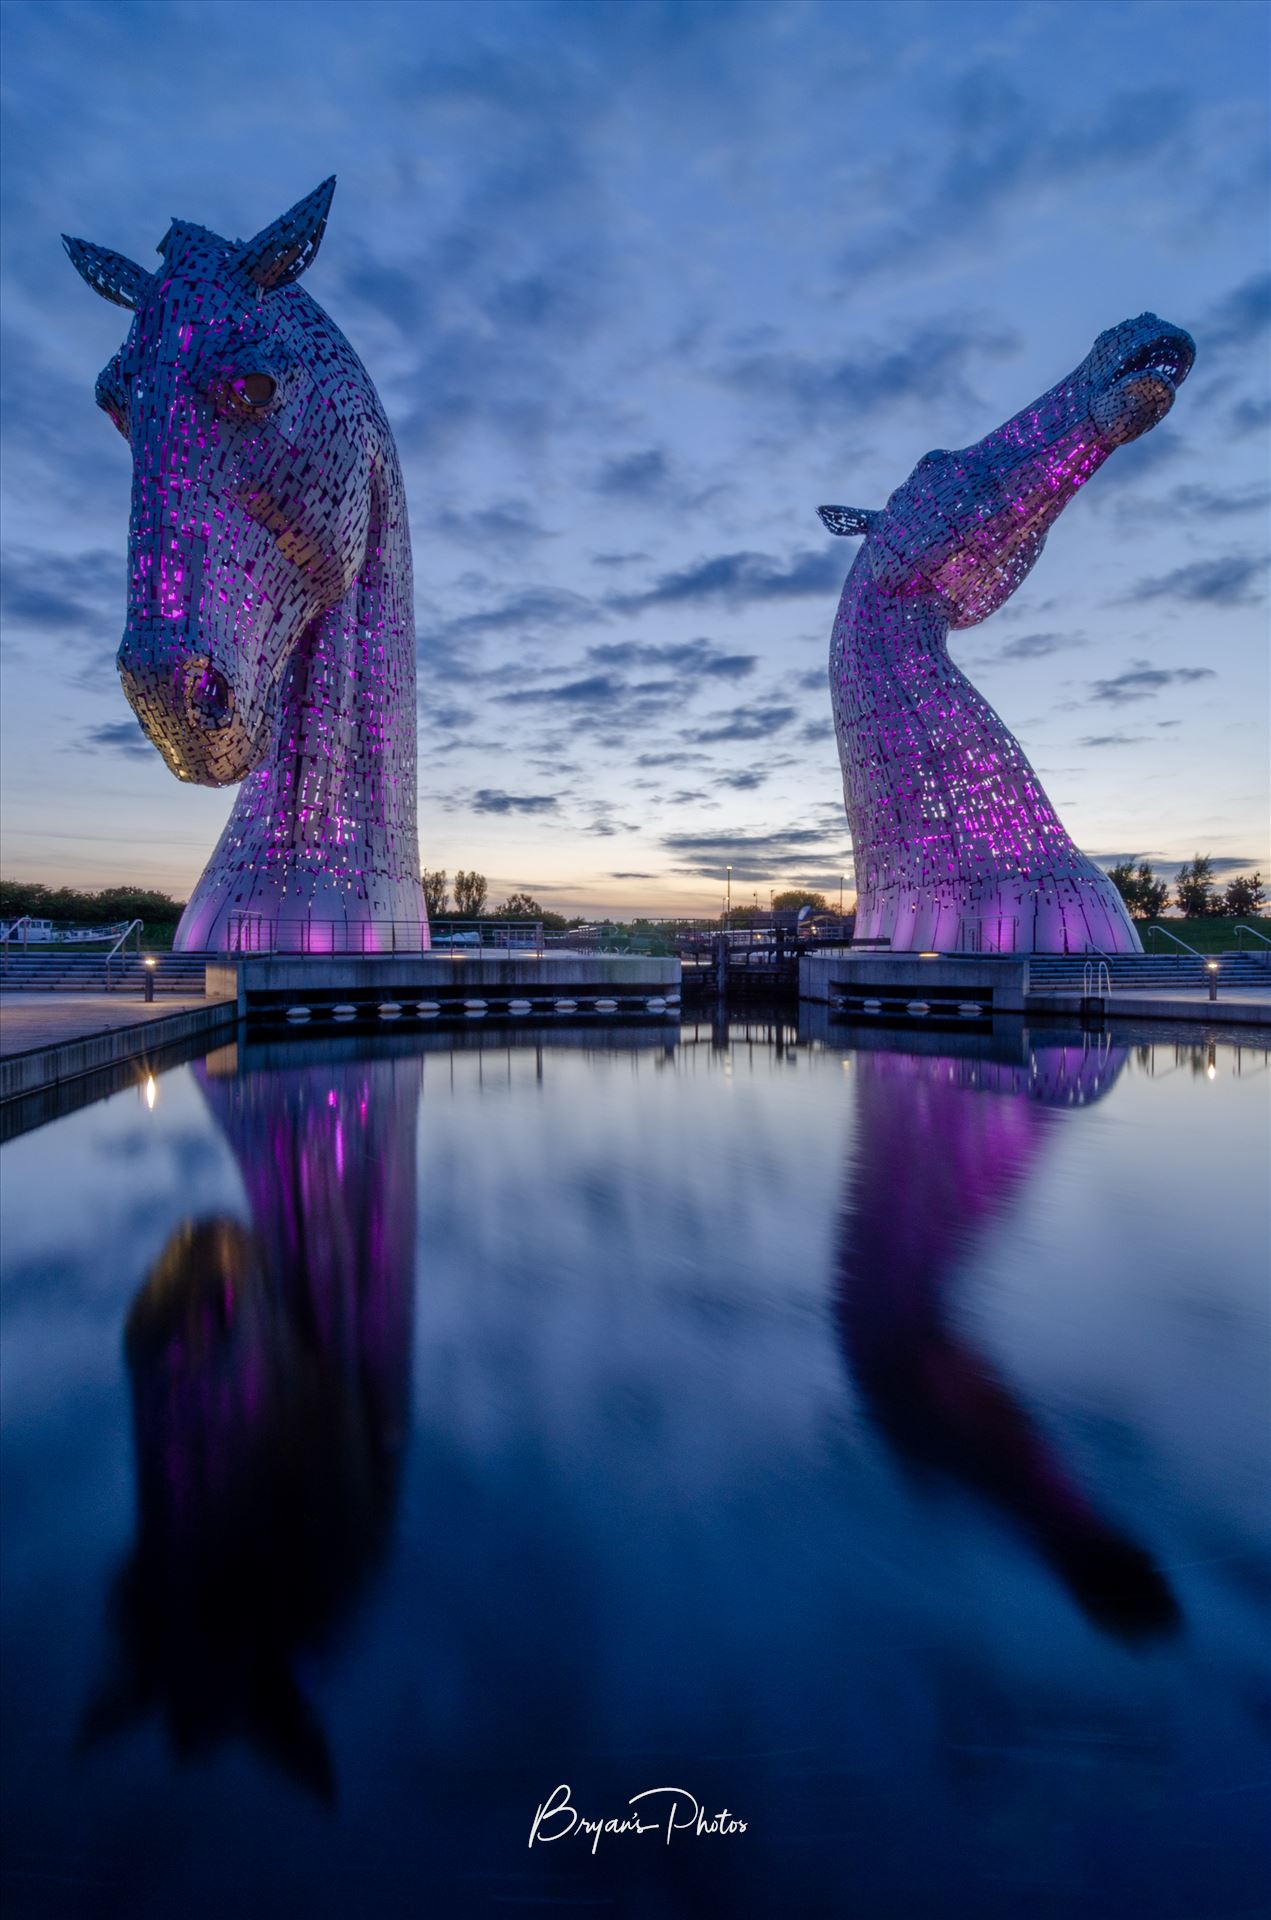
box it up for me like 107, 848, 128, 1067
63, 181, 427, 952
821, 314, 1195, 953
835, 1034, 1179, 1640
83, 1046, 418, 1797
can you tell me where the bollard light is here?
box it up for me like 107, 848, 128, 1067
1207, 960, 1218, 1002
143, 955, 157, 1003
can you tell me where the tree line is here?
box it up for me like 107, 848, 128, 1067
422, 871, 571, 929
0, 880, 185, 924
1107, 856, 1265, 920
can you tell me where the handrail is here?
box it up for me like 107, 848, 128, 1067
225, 913, 546, 956
1145, 924, 1203, 957
1233, 922, 1271, 950
0, 915, 32, 968
1082, 959, 1111, 997
105, 918, 143, 991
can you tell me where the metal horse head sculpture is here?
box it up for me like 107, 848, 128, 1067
819, 314, 1195, 954
64, 180, 428, 952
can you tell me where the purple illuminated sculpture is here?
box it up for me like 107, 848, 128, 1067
64, 180, 428, 952
820, 314, 1195, 953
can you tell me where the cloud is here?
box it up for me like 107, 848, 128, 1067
586, 638, 757, 680
1206, 272, 1271, 351
715, 770, 768, 790
1114, 481, 1271, 527
591, 449, 672, 498
430, 499, 554, 546
1087, 662, 1218, 706
681, 703, 798, 744
1078, 733, 1148, 748
610, 548, 842, 614
661, 824, 852, 882
994, 631, 1086, 662
470, 789, 561, 814
1229, 396, 1271, 438
719, 317, 1018, 427
609, 871, 658, 879
1116, 556, 1269, 609
841, 66, 1192, 282
82, 719, 150, 760
634, 750, 711, 768
1, 547, 123, 644
426, 586, 597, 644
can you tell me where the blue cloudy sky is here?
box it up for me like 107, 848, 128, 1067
2, 0, 1267, 915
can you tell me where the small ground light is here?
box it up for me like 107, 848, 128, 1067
1208, 961, 1218, 1002
143, 955, 157, 1003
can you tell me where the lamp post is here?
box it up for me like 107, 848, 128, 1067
1208, 960, 1218, 1002
839, 874, 844, 916
143, 956, 157, 1003
726, 866, 732, 932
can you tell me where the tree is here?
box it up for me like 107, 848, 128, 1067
1108, 860, 1169, 919
422, 869, 449, 917
1223, 872, 1266, 916
1175, 854, 1217, 918
1135, 862, 1170, 919
0, 879, 183, 925
496, 891, 542, 918
452, 870, 488, 917
772, 889, 829, 913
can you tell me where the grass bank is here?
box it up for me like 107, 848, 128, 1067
1137, 917, 1271, 954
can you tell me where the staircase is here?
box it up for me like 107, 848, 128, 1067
1027, 952, 1270, 992
0, 951, 212, 993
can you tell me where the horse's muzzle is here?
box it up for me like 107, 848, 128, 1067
117, 638, 263, 786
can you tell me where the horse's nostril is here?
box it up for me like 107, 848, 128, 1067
186, 663, 235, 730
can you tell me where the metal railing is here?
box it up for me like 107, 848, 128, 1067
1233, 922, 1271, 950
226, 914, 545, 955
1082, 959, 1112, 997
105, 919, 144, 990
0, 915, 33, 967
1145, 925, 1204, 957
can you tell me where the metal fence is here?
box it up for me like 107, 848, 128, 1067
225, 914, 545, 955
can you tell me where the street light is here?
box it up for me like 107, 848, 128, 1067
143, 955, 157, 1003
726, 865, 732, 931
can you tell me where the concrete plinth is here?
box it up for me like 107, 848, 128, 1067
207, 953, 681, 1021
800, 951, 1029, 1015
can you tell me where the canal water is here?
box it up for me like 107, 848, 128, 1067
1, 1015, 1268, 1919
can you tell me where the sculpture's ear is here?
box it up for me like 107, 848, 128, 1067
818, 505, 877, 537
62, 236, 152, 311
239, 177, 336, 292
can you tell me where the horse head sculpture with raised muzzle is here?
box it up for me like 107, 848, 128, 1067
819, 313, 1195, 954
65, 179, 427, 951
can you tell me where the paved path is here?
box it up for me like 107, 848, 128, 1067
0, 992, 229, 1058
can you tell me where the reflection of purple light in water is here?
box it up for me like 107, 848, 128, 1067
836, 1039, 1178, 1640
99, 1050, 421, 1793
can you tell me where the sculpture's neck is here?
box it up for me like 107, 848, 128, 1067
177, 453, 425, 946
831, 562, 1076, 885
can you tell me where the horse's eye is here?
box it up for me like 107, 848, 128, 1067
235, 373, 277, 408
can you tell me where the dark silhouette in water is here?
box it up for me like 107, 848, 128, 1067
835, 1035, 1180, 1642
82, 1046, 419, 1798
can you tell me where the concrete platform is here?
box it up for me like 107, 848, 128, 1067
799, 953, 1271, 1027
208, 953, 681, 1021
0, 992, 238, 1104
